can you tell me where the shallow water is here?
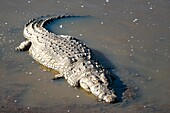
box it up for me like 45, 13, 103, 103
0, 0, 170, 113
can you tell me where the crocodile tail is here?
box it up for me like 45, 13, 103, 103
40, 15, 91, 27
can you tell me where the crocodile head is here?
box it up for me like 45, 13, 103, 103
79, 72, 117, 103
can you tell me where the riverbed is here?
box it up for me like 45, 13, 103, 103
0, 0, 170, 113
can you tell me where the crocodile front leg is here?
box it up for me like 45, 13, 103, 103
52, 73, 64, 80
15, 40, 31, 51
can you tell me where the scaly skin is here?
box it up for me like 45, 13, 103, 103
15, 15, 117, 103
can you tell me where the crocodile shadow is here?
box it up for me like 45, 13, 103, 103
91, 49, 127, 102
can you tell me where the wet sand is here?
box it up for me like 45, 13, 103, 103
0, 0, 170, 113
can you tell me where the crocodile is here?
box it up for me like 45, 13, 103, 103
15, 15, 117, 103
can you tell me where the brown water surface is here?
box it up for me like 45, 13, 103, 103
0, 0, 170, 113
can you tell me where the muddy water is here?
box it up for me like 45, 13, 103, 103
0, 0, 170, 113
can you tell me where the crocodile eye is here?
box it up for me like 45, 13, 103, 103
89, 76, 93, 79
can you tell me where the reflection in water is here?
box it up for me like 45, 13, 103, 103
0, 0, 170, 112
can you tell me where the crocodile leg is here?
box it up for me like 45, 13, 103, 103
15, 40, 31, 51
52, 73, 64, 80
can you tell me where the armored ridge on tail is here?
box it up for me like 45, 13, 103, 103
15, 15, 117, 103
